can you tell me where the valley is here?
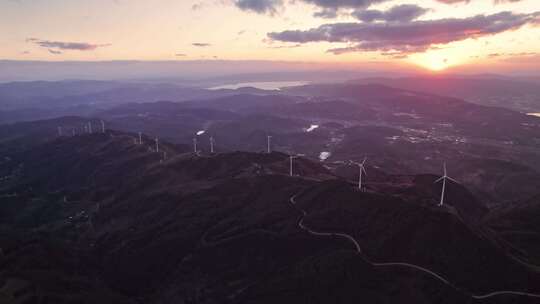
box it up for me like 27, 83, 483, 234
1, 80, 540, 304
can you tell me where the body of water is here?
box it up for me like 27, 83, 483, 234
208, 81, 309, 91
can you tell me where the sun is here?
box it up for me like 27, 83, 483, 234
416, 55, 451, 71
409, 50, 464, 72
424, 59, 449, 71
409, 49, 468, 72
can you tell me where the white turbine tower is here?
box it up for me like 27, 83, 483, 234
289, 154, 305, 177
351, 158, 368, 191
72, 129, 76, 137
88, 122, 93, 134
267, 135, 272, 153
435, 162, 458, 206
194, 130, 205, 154
193, 137, 198, 154
101, 120, 105, 133
57, 126, 62, 136
138, 132, 142, 145
210, 136, 215, 154
155, 137, 159, 153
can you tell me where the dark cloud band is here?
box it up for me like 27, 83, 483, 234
235, 0, 282, 15
233, 0, 526, 17
268, 11, 540, 55
26, 38, 110, 51
353, 4, 429, 23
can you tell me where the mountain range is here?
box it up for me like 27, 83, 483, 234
1, 79, 540, 303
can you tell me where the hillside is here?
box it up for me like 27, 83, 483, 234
1, 131, 540, 303
486, 194, 540, 268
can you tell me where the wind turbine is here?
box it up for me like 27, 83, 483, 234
72, 129, 76, 137
435, 162, 458, 206
155, 137, 159, 153
289, 154, 305, 177
267, 135, 272, 153
209, 136, 215, 153
138, 132, 142, 145
160, 150, 167, 163
101, 120, 105, 133
350, 157, 368, 191
193, 137, 198, 154
57, 126, 63, 136
88, 122, 93, 134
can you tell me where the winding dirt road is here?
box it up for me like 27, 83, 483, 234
289, 194, 540, 300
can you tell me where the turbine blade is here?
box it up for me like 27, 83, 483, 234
443, 162, 447, 176
362, 166, 367, 175
434, 176, 444, 183
362, 157, 367, 165
447, 176, 459, 184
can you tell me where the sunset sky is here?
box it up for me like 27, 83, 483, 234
1, 0, 539, 75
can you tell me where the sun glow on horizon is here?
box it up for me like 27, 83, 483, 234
414, 53, 452, 71
423, 61, 449, 71
409, 47, 472, 72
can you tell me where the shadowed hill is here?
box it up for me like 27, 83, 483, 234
1, 129, 539, 304
487, 194, 540, 268
294, 180, 540, 295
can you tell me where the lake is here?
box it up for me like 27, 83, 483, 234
208, 81, 309, 90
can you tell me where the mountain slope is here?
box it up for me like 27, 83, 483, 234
1, 130, 539, 303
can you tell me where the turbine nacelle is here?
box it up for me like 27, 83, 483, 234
435, 162, 458, 206
349, 157, 368, 191
289, 153, 305, 176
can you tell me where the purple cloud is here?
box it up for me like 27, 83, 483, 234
233, 0, 525, 18
353, 4, 430, 23
313, 8, 338, 19
302, 0, 387, 10
267, 43, 302, 49
235, 0, 282, 15
268, 11, 540, 55
233, 0, 388, 17
48, 49, 62, 55
27, 38, 110, 51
